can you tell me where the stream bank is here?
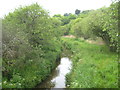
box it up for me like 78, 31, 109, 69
36, 49, 73, 88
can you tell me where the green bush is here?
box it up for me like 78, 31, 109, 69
2, 3, 62, 88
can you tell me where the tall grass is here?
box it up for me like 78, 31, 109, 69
61, 37, 118, 88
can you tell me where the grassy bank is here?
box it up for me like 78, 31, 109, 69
61, 37, 118, 88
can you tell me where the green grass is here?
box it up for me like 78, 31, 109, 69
61, 37, 118, 88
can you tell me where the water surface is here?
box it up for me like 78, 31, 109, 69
37, 57, 72, 88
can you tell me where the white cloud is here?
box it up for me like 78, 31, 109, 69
0, 0, 112, 18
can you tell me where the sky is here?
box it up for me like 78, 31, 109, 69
0, 0, 112, 18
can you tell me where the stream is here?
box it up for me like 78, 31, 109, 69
36, 57, 72, 88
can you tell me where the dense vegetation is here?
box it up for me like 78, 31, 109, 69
53, 1, 119, 53
68, 2, 119, 52
2, 1, 119, 88
62, 2, 119, 88
61, 38, 118, 88
2, 4, 62, 88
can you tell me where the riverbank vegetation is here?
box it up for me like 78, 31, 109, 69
62, 1, 119, 88
2, 0, 119, 88
2, 4, 62, 88
62, 37, 118, 88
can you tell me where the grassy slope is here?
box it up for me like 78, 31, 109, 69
61, 37, 118, 88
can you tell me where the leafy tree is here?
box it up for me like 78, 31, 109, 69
53, 14, 62, 18
69, 14, 76, 19
75, 9, 81, 15
64, 13, 70, 16
60, 14, 76, 25
2, 3, 62, 88
50, 17, 63, 37
102, 2, 119, 51
70, 1, 119, 52
81, 10, 94, 14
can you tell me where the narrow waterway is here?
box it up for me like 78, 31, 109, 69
37, 57, 72, 88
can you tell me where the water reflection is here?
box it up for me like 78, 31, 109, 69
37, 57, 72, 88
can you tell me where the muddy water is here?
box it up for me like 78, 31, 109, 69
37, 57, 72, 88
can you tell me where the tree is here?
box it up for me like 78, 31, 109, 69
75, 9, 81, 15
64, 13, 71, 16
81, 10, 94, 14
53, 14, 62, 18
2, 3, 62, 88
70, 1, 119, 52
2, 3, 55, 82
102, 2, 119, 52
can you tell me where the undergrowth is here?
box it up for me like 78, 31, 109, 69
2, 39, 62, 88
61, 37, 118, 88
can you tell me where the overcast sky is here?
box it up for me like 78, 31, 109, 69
0, 0, 112, 18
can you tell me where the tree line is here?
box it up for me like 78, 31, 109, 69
54, 1, 119, 52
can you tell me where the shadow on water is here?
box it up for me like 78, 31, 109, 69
36, 49, 72, 88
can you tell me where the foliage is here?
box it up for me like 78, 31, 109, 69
69, 2, 119, 52
102, 2, 119, 52
54, 14, 76, 25
2, 3, 62, 88
75, 9, 81, 15
61, 24, 71, 35
53, 14, 76, 35
62, 37, 118, 88
64, 13, 70, 16
50, 17, 63, 37
81, 10, 94, 14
